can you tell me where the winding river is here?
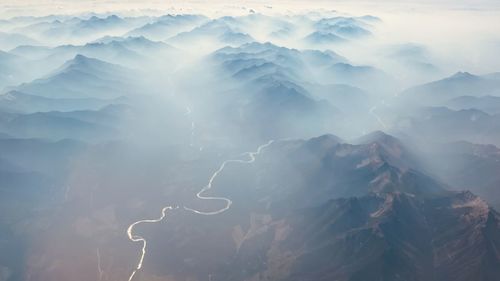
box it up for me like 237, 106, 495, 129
126, 140, 274, 281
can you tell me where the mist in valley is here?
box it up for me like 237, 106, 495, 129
1, 1, 500, 281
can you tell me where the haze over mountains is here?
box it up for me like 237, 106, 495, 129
0, 4, 500, 281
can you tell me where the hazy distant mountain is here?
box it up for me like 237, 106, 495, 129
330, 24, 371, 38
8, 45, 53, 60
212, 43, 303, 85
0, 104, 127, 141
304, 83, 371, 114
0, 51, 30, 89
92, 35, 174, 52
0, 32, 39, 51
0, 50, 57, 91
359, 15, 382, 22
445, 95, 500, 114
313, 16, 374, 39
315, 16, 375, 28
10, 36, 176, 68
168, 20, 254, 47
269, 26, 296, 39
231, 13, 296, 37
14, 54, 135, 99
214, 42, 347, 83
0, 110, 111, 141
396, 73, 500, 144
381, 43, 440, 83
322, 62, 395, 92
402, 71, 500, 105
303, 31, 347, 44
396, 106, 500, 145
127, 14, 208, 40
0, 90, 125, 113
12, 15, 148, 43
84, 36, 177, 65
76, 15, 125, 31
222, 76, 338, 141
200, 42, 354, 140
301, 49, 348, 66
385, 43, 431, 61
12, 19, 68, 38
421, 141, 500, 209
232, 62, 299, 82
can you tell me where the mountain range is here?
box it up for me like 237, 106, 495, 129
0, 11, 499, 281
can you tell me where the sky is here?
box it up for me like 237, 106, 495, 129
1, 0, 500, 18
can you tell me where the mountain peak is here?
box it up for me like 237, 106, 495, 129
73, 54, 89, 61
351, 131, 420, 171
450, 71, 476, 79
47, 54, 126, 79
106, 15, 120, 20
353, 130, 400, 145
70, 54, 102, 66
305, 134, 343, 150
